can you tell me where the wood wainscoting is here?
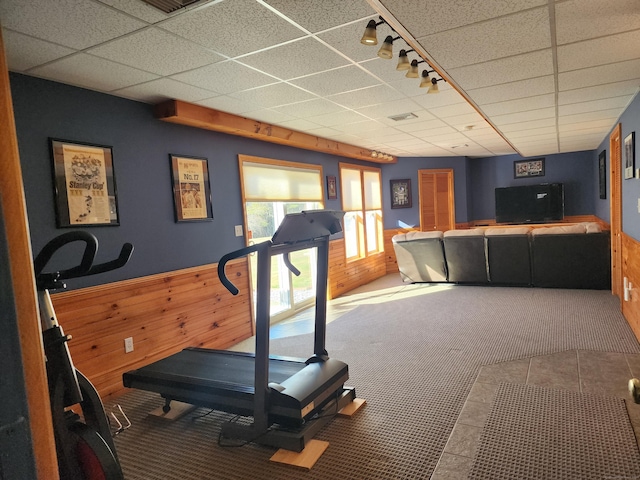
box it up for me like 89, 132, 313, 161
51, 258, 252, 399
51, 239, 386, 399
622, 233, 640, 339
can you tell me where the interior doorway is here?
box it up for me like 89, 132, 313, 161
418, 169, 455, 231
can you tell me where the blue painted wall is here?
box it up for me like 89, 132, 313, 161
11, 73, 620, 289
468, 151, 595, 222
594, 93, 640, 239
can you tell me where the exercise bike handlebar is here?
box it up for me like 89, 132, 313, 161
34, 231, 134, 290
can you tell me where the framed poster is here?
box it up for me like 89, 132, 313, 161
326, 175, 337, 200
49, 138, 119, 227
514, 158, 545, 178
390, 179, 412, 209
170, 154, 213, 222
598, 150, 607, 199
624, 132, 635, 180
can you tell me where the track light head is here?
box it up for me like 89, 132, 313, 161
419, 70, 433, 87
427, 77, 442, 94
378, 35, 399, 59
396, 49, 412, 70
360, 19, 379, 45
405, 59, 419, 78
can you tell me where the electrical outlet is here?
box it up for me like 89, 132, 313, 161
124, 337, 134, 353
234, 225, 243, 237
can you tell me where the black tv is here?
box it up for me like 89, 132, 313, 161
495, 183, 564, 224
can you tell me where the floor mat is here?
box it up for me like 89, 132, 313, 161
469, 383, 640, 480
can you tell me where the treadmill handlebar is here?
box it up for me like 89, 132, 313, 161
218, 241, 270, 295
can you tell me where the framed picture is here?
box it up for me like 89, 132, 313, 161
326, 175, 337, 200
598, 150, 607, 199
514, 158, 545, 178
49, 138, 119, 227
624, 132, 635, 180
170, 154, 213, 222
390, 179, 412, 209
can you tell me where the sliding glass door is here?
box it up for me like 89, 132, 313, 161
239, 156, 324, 324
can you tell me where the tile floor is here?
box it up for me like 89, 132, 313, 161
233, 274, 640, 479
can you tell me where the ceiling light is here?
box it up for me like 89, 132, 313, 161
378, 35, 400, 59
419, 69, 435, 88
360, 17, 385, 45
405, 59, 423, 78
396, 49, 413, 70
427, 77, 444, 94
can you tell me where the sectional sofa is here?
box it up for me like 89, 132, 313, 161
392, 223, 611, 290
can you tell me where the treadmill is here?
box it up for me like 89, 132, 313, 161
123, 210, 356, 452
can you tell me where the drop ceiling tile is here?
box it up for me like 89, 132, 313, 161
328, 84, 405, 109
29, 53, 158, 91
306, 109, 369, 127
558, 59, 640, 91
291, 66, 380, 97
557, 30, 640, 72
411, 125, 459, 139
172, 60, 278, 95
264, 0, 375, 33
558, 108, 623, 125
499, 117, 556, 132
559, 118, 616, 133
555, 0, 640, 45
88, 28, 224, 76
339, 120, 387, 135
507, 126, 557, 139
3, 30, 76, 72
394, 118, 448, 133
470, 77, 555, 105
386, 77, 430, 98
228, 82, 316, 108
417, 7, 551, 69
355, 98, 424, 120
160, 0, 305, 57
441, 112, 487, 130
384, 0, 545, 38
271, 98, 346, 118
428, 102, 478, 118
239, 37, 349, 80
409, 89, 467, 110
448, 50, 554, 90
97, 0, 168, 23
358, 55, 418, 84
480, 94, 555, 116
0, 0, 146, 49
492, 107, 555, 126
519, 145, 559, 156
559, 80, 640, 105
277, 118, 322, 131
195, 95, 256, 115
376, 109, 437, 126
304, 126, 342, 137
559, 97, 632, 116
113, 77, 217, 103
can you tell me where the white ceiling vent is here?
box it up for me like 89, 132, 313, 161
140, 0, 202, 13
388, 112, 418, 122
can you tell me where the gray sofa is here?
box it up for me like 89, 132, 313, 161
392, 223, 611, 290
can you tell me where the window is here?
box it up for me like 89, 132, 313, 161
340, 164, 383, 260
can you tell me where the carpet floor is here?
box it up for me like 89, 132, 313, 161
108, 284, 640, 479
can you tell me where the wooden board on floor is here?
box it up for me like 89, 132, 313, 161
338, 398, 366, 417
270, 439, 329, 470
149, 401, 196, 420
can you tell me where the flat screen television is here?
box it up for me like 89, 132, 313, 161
495, 183, 564, 224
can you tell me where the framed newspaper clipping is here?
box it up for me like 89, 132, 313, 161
169, 154, 213, 222
49, 138, 120, 227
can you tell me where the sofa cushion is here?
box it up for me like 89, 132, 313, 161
531, 224, 586, 235
392, 231, 447, 283
393, 231, 443, 243
485, 226, 531, 236
443, 228, 484, 237
581, 222, 603, 233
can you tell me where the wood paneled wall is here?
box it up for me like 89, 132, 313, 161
50, 238, 387, 399
622, 233, 640, 339
51, 258, 253, 399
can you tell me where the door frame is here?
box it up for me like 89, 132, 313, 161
610, 123, 622, 299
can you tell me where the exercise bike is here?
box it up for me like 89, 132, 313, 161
34, 231, 133, 480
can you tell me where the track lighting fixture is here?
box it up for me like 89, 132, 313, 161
396, 49, 414, 70
405, 59, 424, 78
360, 17, 386, 45
419, 69, 435, 88
378, 35, 401, 59
427, 77, 445, 94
